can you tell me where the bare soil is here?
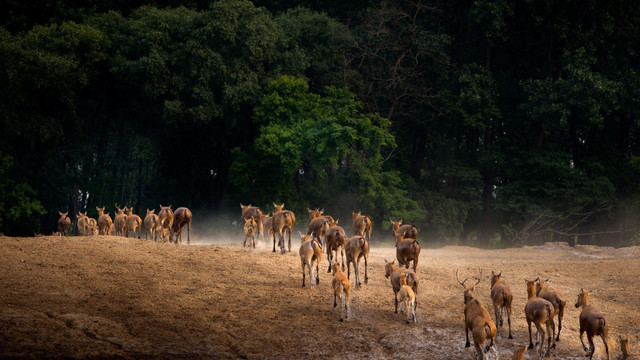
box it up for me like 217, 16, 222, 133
1, 234, 639, 359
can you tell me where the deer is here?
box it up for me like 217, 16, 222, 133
243, 217, 257, 248
513, 345, 526, 360
125, 206, 142, 239
308, 208, 323, 222
96, 206, 113, 236
352, 211, 372, 243
307, 216, 331, 245
384, 259, 418, 314
331, 262, 350, 322
456, 269, 497, 360
57, 211, 71, 236
113, 204, 127, 237
389, 219, 418, 246
241, 204, 264, 241
490, 271, 513, 339
398, 272, 416, 324
87, 217, 98, 235
76, 211, 89, 236
524, 278, 556, 358
619, 336, 638, 360
575, 288, 609, 360
535, 278, 567, 342
324, 222, 346, 273
344, 235, 369, 288
144, 209, 161, 241
299, 233, 322, 286
170, 207, 192, 244
158, 205, 174, 242
395, 233, 420, 272
271, 203, 295, 253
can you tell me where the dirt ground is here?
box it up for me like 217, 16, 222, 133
1, 233, 639, 359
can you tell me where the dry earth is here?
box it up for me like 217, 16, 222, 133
1, 234, 639, 359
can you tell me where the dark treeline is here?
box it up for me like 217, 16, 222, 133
1, 0, 639, 247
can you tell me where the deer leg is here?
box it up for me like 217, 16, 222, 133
507, 306, 513, 339
601, 333, 609, 360
588, 335, 595, 360
272, 233, 276, 252
340, 247, 345, 269
301, 262, 306, 287
556, 307, 563, 341
287, 228, 291, 252
308, 262, 315, 285
527, 320, 535, 349
465, 325, 471, 348
579, 331, 588, 353
354, 259, 361, 288
394, 292, 398, 313
363, 254, 369, 284
550, 319, 556, 350
187, 223, 190, 245
315, 259, 320, 285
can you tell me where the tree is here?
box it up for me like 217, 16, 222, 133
230, 75, 421, 229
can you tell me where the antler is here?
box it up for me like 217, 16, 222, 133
456, 269, 468, 288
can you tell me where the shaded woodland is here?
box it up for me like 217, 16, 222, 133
1, 0, 639, 247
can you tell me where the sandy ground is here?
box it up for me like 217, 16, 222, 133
1, 234, 639, 359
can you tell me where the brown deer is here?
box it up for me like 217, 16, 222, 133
325, 223, 346, 273
398, 272, 416, 324
331, 262, 350, 322
144, 209, 161, 241
389, 219, 418, 246
307, 216, 330, 244
535, 278, 567, 342
352, 211, 372, 243
96, 206, 113, 236
113, 204, 127, 237
299, 233, 322, 286
456, 269, 497, 360
490, 271, 513, 339
271, 203, 295, 253
619, 336, 638, 360
57, 211, 71, 236
575, 288, 609, 360
395, 233, 420, 272
241, 204, 263, 241
344, 235, 369, 288
385, 259, 418, 314
170, 207, 192, 244
524, 278, 556, 358
158, 205, 174, 241
308, 208, 323, 222
125, 206, 142, 239
76, 211, 89, 236
243, 218, 257, 248
513, 345, 525, 360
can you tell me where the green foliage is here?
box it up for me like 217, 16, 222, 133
230, 75, 416, 223
0, 152, 46, 235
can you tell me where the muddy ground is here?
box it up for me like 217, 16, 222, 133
1, 234, 639, 359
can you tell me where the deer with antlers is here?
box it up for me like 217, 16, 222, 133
456, 269, 497, 360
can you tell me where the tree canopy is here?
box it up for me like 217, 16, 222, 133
1, 0, 639, 247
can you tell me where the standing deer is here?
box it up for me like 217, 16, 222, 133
96, 206, 113, 236
575, 289, 609, 360
125, 206, 142, 239
299, 233, 322, 286
113, 204, 127, 237
619, 336, 638, 360
344, 235, 369, 288
76, 211, 89, 236
524, 278, 556, 358
331, 262, 350, 322
158, 205, 173, 242
57, 211, 71, 236
144, 209, 161, 241
243, 217, 257, 248
271, 203, 295, 253
395, 233, 420, 272
536, 278, 567, 342
456, 269, 497, 360
324, 223, 346, 273
490, 271, 513, 339
170, 207, 192, 244
389, 219, 418, 246
241, 204, 264, 241
385, 259, 418, 314
352, 211, 372, 243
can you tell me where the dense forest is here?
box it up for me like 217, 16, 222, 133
1, 0, 639, 247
